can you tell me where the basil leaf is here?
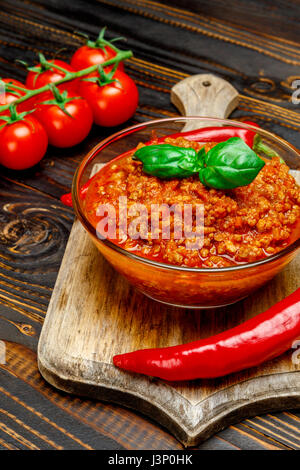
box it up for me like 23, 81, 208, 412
133, 139, 265, 190
199, 137, 265, 189
133, 144, 200, 178
178, 153, 204, 173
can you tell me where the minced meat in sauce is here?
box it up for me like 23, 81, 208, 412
84, 137, 300, 268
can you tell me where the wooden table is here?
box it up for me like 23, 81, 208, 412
0, 0, 300, 450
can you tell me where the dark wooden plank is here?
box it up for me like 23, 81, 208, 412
0, 178, 74, 350
1, 341, 182, 449
244, 414, 300, 450
196, 435, 240, 450
216, 424, 291, 450
164, 0, 300, 43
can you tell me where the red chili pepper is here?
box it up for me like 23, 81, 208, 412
60, 181, 90, 207
158, 121, 257, 147
60, 192, 73, 207
60, 121, 277, 207
162, 122, 262, 147
158, 120, 277, 158
113, 288, 300, 381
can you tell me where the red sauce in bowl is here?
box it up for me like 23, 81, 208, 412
84, 137, 300, 268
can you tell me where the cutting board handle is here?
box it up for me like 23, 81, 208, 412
171, 73, 239, 131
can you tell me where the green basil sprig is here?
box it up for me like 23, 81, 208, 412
132, 144, 203, 179
132, 137, 265, 190
199, 137, 265, 189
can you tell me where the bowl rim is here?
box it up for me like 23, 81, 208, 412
72, 116, 300, 273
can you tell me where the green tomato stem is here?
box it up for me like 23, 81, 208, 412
9, 103, 18, 121
1, 82, 28, 93
43, 60, 72, 75
99, 38, 119, 53
0, 49, 132, 113
49, 84, 64, 103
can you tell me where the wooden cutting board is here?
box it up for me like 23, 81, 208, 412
38, 75, 300, 447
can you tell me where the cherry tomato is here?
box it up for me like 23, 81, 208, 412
79, 70, 138, 127
1, 79, 27, 108
33, 95, 93, 148
26, 60, 78, 103
0, 79, 34, 113
0, 115, 48, 170
71, 44, 124, 72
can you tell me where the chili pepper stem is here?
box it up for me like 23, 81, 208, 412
253, 134, 279, 158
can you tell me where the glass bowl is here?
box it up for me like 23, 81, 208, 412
72, 117, 300, 308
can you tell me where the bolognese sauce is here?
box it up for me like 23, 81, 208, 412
84, 137, 300, 268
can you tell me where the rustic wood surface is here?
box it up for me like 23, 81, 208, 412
171, 73, 239, 130
0, 0, 300, 450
